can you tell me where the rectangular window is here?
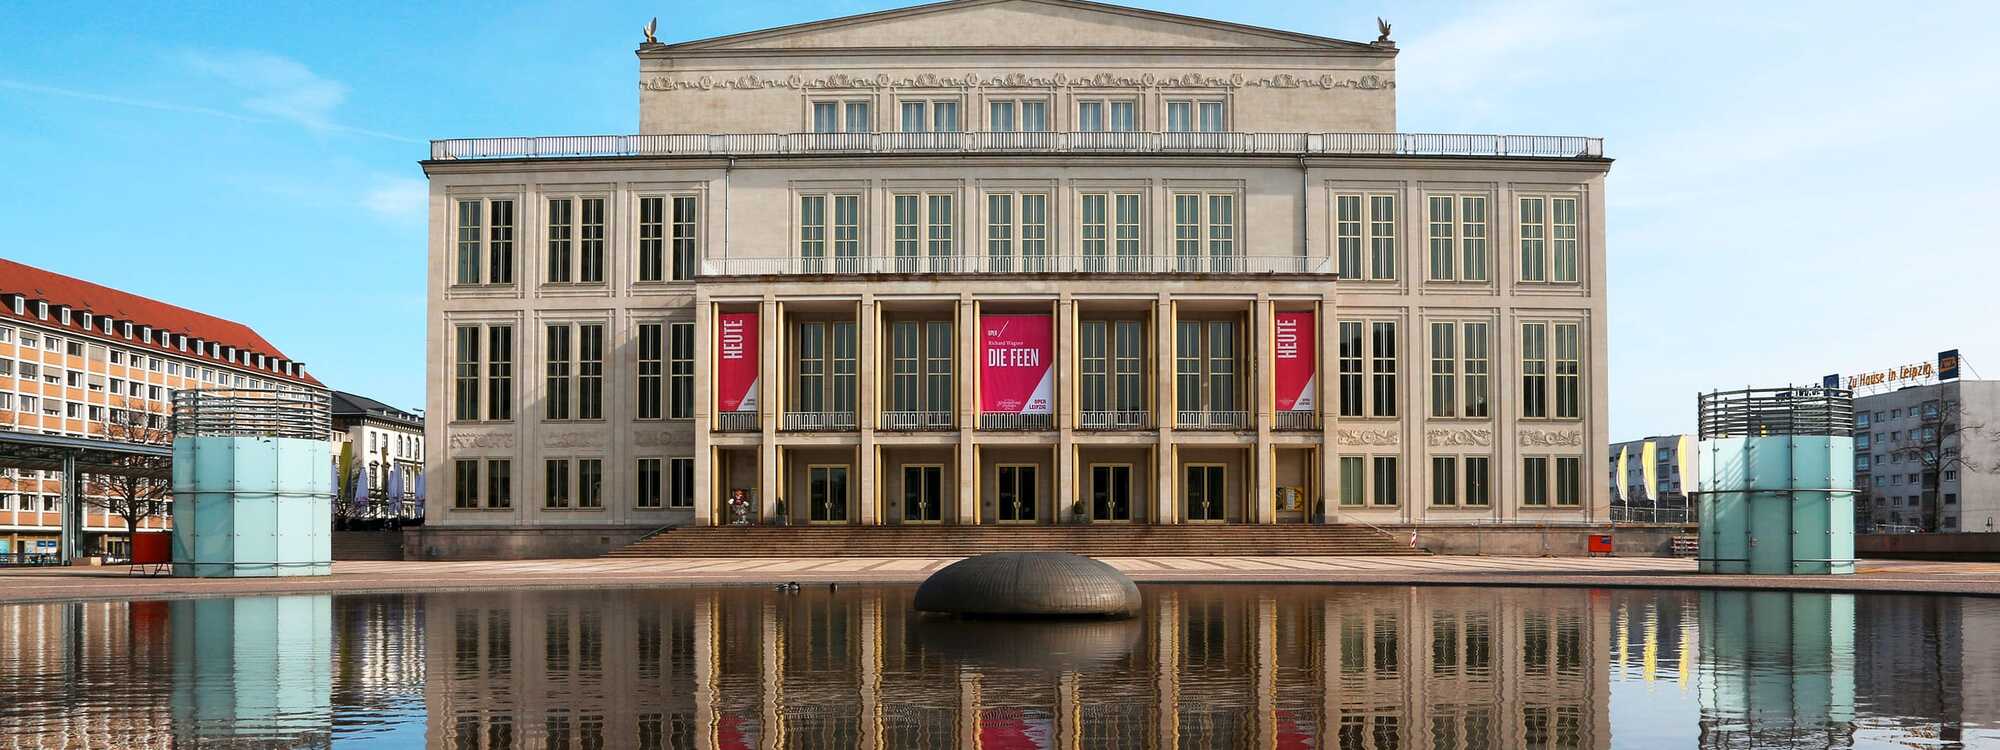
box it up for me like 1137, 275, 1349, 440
1555, 457, 1581, 506
899, 99, 960, 132
1522, 322, 1549, 419
487, 326, 512, 421
799, 195, 826, 272
637, 324, 662, 420
1372, 456, 1399, 506
1431, 456, 1457, 506
577, 459, 602, 509
639, 197, 664, 281
637, 459, 662, 508
545, 325, 572, 421
669, 458, 694, 508
1429, 322, 1456, 418
1338, 321, 1364, 417
988, 98, 1049, 132
670, 322, 694, 419
925, 321, 953, 417
1172, 193, 1236, 272
545, 459, 570, 509
891, 321, 919, 413
1463, 323, 1490, 418
487, 199, 514, 284
1076, 99, 1137, 132
487, 459, 511, 508
797, 323, 826, 413
1081, 321, 1107, 414
1340, 456, 1366, 507
893, 193, 956, 272
1464, 457, 1491, 506
1335, 193, 1396, 280
1522, 457, 1549, 506
544, 197, 605, 284
1165, 100, 1225, 132
1427, 194, 1489, 282
454, 325, 480, 420
1554, 323, 1580, 419
1519, 196, 1581, 283
1552, 197, 1578, 282
1370, 322, 1397, 418
454, 459, 479, 508
639, 196, 697, 281
985, 192, 1048, 272
811, 100, 871, 133
577, 324, 603, 420
455, 199, 481, 284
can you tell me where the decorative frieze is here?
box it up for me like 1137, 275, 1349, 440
1337, 428, 1400, 447
633, 431, 683, 447
448, 432, 514, 449
640, 71, 1392, 92
546, 432, 606, 449
1517, 429, 1583, 447
1426, 428, 1493, 448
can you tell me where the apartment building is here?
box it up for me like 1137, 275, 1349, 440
1853, 379, 2000, 532
0, 259, 325, 557
332, 390, 426, 513
421, 0, 1612, 557
1606, 434, 1696, 523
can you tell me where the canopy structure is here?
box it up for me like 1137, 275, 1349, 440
0, 430, 173, 564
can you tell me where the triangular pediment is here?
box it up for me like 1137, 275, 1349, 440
656, 0, 1380, 53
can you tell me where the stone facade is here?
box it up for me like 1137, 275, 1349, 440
422, 0, 1612, 557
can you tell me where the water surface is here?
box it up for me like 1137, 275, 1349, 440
1, 585, 1995, 748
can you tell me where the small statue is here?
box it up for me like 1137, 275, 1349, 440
642, 17, 659, 44
1375, 17, 1392, 43
728, 489, 751, 525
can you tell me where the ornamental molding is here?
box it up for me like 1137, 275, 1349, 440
640, 71, 1392, 92
1337, 428, 1400, 447
546, 432, 605, 449
1517, 429, 1583, 447
448, 432, 514, 449
1426, 428, 1493, 448
634, 431, 680, 447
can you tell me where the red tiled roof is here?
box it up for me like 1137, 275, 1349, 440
0, 257, 323, 387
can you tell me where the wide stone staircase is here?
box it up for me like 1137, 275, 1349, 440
608, 524, 1425, 558
332, 531, 406, 561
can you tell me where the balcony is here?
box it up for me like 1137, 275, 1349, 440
1080, 410, 1151, 430
713, 412, 759, 432
979, 413, 1052, 431
712, 253, 1330, 276
782, 411, 857, 432
880, 410, 954, 431
1273, 411, 1321, 431
430, 132, 1605, 161
1177, 410, 1250, 430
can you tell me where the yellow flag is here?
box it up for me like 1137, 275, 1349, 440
1615, 447, 1629, 502
1642, 440, 1660, 501
1676, 435, 1695, 493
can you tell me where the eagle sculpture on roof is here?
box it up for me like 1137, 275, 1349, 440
643, 17, 658, 44
1376, 17, 1392, 43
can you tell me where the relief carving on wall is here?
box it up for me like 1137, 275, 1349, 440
1426, 428, 1493, 447
546, 432, 606, 449
1517, 429, 1583, 447
639, 71, 1392, 92
1337, 428, 1400, 447
633, 431, 679, 447
448, 432, 514, 449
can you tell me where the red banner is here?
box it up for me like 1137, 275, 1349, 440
1274, 311, 1315, 411
716, 312, 759, 413
980, 314, 1053, 415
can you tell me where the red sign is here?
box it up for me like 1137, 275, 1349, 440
716, 312, 759, 413
980, 314, 1053, 415
1274, 311, 1315, 411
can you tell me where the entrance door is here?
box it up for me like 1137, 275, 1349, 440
808, 465, 849, 523
1184, 464, 1226, 522
998, 465, 1038, 523
1091, 464, 1132, 522
903, 465, 944, 523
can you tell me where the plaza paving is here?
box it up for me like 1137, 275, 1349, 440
2, 556, 1997, 603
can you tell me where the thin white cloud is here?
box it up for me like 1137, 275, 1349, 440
0, 78, 271, 124
181, 50, 420, 143
362, 177, 428, 220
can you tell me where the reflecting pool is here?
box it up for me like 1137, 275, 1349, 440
1, 586, 1997, 748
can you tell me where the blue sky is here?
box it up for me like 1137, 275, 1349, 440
3, 0, 1996, 437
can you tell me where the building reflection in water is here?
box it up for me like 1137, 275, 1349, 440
424, 586, 1617, 749
1, 587, 1996, 748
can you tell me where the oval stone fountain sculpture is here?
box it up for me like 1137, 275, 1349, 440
914, 551, 1141, 618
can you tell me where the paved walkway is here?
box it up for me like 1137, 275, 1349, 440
1, 557, 1995, 604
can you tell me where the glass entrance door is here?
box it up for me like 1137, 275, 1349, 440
998, 465, 1038, 522
1091, 464, 1132, 521
808, 465, 849, 523
903, 465, 944, 523
1185, 464, 1226, 522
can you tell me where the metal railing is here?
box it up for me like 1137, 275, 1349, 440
979, 413, 1054, 431
1177, 410, 1250, 430
172, 388, 329, 440
710, 253, 1331, 277
782, 411, 857, 431
1698, 386, 1854, 439
713, 412, 759, 432
431, 132, 1605, 161
1273, 411, 1320, 431
880, 411, 954, 431
1080, 410, 1151, 430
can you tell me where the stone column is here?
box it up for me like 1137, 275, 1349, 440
1155, 591, 1181, 746
1254, 596, 1277, 748
694, 299, 714, 526
1056, 295, 1075, 525
858, 596, 883, 750
758, 297, 780, 522
957, 295, 978, 524
1154, 294, 1176, 524
1319, 295, 1339, 523
859, 296, 879, 525
694, 593, 718, 750
1254, 295, 1275, 524
760, 601, 785, 750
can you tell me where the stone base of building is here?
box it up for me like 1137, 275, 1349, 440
1395, 523, 1696, 558
404, 525, 661, 561
1858, 532, 2000, 561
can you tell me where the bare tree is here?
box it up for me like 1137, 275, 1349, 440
1920, 395, 1992, 532
81, 412, 174, 547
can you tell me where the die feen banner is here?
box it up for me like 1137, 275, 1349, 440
980, 314, 1053, 415
1274, 311, 1316, 412
716, 312, 759, 413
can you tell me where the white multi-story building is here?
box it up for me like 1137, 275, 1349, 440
1853, 379, 1999, 532
0, 258, 325, 557
421, 0, 1612, 557
331, 390, 425, 509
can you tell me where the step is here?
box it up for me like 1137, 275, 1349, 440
607, 525, 1426, 558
